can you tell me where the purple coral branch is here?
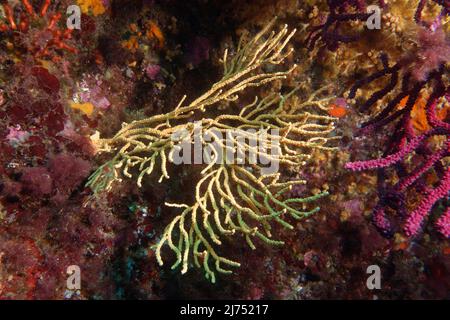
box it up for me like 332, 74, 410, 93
306, 1, 370, 50
426, 83, 450, 130
436, 207, 450, 238
344, 129, 441, 171
314, 0, 449, 239
415, 0, 427, 23
345, 63, 448, 238
372, 206, 392, 237
395, 147, 447, 192
404, 168, 450, 236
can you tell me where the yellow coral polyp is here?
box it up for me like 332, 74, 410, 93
77, 0, 106, 16
121, 21, 165, 53
121, 36, 139, 52
70, 102, 94, 116
147, 21, 165, 48
410, 97, 431, 132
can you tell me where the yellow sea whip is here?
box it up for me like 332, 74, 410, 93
87, 19, 339, 281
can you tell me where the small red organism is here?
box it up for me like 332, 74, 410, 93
328, 97, 349, 118
0, 0, 78, 62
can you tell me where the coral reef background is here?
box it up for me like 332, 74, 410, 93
0, 0, 448, 299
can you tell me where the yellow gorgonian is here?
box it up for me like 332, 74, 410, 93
87, 19, 339, 282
